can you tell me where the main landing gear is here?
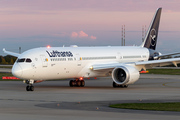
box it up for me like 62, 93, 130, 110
112, 82, 128, 88
69, 78, 85, 87
23, 80, 34, 91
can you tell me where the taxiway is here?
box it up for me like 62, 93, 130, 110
0, 74, 180, 120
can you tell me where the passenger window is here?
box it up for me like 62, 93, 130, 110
17, 58, 25, 62
26, 58, 32, 63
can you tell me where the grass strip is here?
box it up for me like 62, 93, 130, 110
0, 66, 12, 68
146, 69, 180, 75
109, 102, 180, 111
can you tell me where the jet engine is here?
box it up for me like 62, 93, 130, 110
112, 65, 140, 85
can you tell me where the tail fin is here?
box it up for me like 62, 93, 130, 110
141, 8, 162, 50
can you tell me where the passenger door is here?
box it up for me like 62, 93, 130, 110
40, 55, 48, 67
117, 52, 122, 63
76, 54, 81, 67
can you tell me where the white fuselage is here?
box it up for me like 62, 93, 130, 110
12, 46, 149, 80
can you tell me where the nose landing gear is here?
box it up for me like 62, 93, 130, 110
69, 78, 85, 87
23, 80, 34, 91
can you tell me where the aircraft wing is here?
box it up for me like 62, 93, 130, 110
3, 48, 20, 57
90, 58, 180, 71
159, 52, 180, 58
135, 58, 180, 68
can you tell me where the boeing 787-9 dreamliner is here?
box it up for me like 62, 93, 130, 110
3, 8, 180, 91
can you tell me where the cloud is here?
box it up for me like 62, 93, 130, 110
79, 31, 88, 37
71, 32, 78, 37
90, 35, 97, 40
71, 31, 96, 40
71, 31, 88, 38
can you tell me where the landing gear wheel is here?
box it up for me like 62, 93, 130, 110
30, 86, 34, 91
26, 86, 34, 91
81, 80, 85, 87
69, 79, 85, 87
77, 81, 81, 87
113, 82, 118, 88
26, 86, 30, 91
72, 80, 76, 86
119, 85, 123, 88
69, 80, 73, 87
112, 82, 128, 88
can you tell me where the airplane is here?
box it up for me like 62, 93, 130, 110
3, 8, 180, 91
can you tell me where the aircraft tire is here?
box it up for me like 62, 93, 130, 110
69, 80, 73, 87
30, 86, 34, 91
77, 81, 81, 87
72, 80, 76, 86
113, 82, 118, 88
81, 80, 85, 87
119, 85, 122, 88
26, 86, 30, 91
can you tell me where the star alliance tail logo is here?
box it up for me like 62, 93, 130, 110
150, 28, 156, 46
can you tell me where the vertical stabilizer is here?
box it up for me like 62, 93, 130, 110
141, 8, 162, 50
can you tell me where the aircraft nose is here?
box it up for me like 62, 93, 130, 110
12, 64, 23, 78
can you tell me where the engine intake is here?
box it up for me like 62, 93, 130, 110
112, 65, 140, 85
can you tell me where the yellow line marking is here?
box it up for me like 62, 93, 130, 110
162, 82, 180, 88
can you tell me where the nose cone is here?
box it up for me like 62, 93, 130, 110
12, 64, 23, 78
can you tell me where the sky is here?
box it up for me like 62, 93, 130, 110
0, 0, 180, 55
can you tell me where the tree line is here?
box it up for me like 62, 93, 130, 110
0, 55, 17, 65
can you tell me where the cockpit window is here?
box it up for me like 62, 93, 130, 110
26, 58, 32, 63
17, 58, 25, 62
16, 58, 32, 63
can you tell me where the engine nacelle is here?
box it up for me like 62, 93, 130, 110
112, 65, 140, 85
